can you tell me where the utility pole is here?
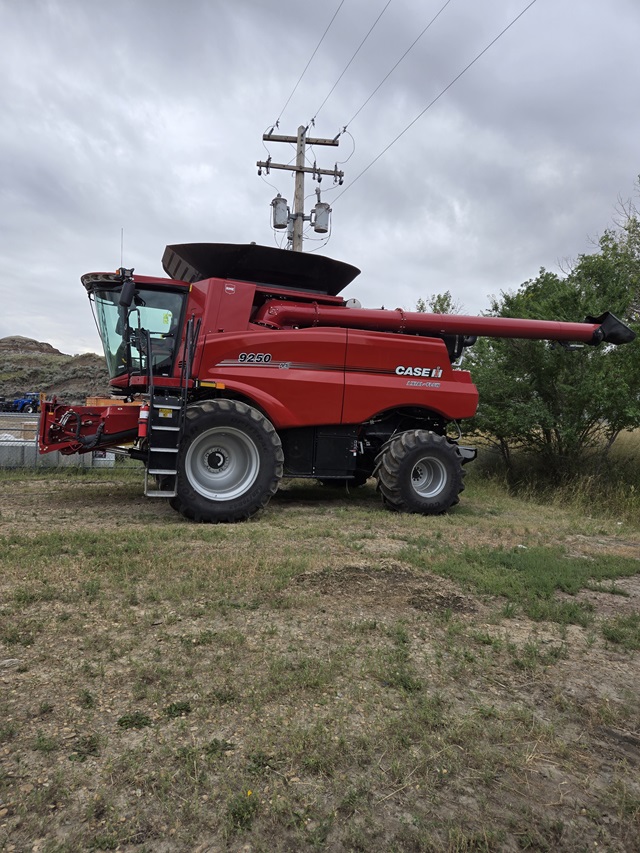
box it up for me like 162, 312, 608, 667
257, 125, 344, 251
292, 126, 307, 251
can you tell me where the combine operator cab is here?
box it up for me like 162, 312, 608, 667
84, 269, 189, 387
38, 267, 194, 458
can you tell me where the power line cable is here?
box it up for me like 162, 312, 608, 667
333, 0, 539, 204
273, 0, 346, 128
311, 0, 394, 124
303, 132, 356, 204
259, 168, 282, 195
344, 0, 454, 129
337, 130, 356, 164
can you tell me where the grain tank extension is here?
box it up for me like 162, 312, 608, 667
39, 243, 636, 522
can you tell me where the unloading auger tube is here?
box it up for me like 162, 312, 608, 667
253, 302, 636, 346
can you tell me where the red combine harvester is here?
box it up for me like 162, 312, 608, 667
39, 243, 636, 522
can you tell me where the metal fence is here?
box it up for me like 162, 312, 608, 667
0, 414, 115, 469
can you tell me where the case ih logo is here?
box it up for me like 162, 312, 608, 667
395, 365, 443, 378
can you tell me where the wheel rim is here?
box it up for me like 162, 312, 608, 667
410, 456, 448, 498
184, 426, 260, 501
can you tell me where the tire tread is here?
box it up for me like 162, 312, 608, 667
173, 399, 283, 523
374, 430, 464, 515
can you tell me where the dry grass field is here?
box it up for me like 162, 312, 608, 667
0, 459, 639, 852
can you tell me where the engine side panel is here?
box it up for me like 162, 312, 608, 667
198, 328, 348, 428
342, 330, 479, 423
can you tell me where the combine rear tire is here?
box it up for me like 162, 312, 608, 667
172, 400, 283, 523
374, 431, 464, 515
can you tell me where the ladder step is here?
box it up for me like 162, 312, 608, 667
147, 394, 183, 499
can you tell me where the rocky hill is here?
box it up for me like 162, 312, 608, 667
0, 336, 110, 403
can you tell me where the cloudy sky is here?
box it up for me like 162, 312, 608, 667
1, 0, 638, 354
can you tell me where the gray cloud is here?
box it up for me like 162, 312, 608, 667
1, 0, 638, 354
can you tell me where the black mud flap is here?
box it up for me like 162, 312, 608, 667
455, 444, 477, 465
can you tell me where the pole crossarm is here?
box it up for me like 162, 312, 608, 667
262, 134, 339, 147
256, 161, 344, 179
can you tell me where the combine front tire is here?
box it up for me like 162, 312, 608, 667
374, 431, 464, 515
172, 400, 283, 523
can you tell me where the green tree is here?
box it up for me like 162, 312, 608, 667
464, 220, 640, 473
416, 290, 462, 314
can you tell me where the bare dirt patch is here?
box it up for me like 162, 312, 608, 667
556, 574, 640, 620
296, 561, 479, 616
566, 533, 640, 561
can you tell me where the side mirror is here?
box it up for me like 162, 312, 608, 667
119, 278, 135, 308
117, 267, 136, 308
